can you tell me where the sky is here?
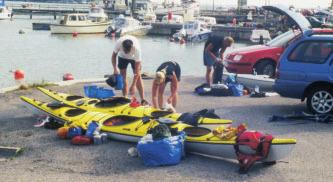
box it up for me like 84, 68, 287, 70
199, 0, 332, 9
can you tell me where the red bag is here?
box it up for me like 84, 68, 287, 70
234, 131, 273, 173
71, 136, 92, 145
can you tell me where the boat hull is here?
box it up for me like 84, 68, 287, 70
50, 23, 110, 34
36, 87, 233, 125
115, 27, 151, 37
185, 140, 295, 162
187, 31, 211, 42
0, 12, 11, 20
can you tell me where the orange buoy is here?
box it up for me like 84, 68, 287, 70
14, 69, 25, 80
63, 73, 74, 81
57, 126, 69, 139
72, 32, 78, 37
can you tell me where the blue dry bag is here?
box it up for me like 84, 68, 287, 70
137, 132, 185, 167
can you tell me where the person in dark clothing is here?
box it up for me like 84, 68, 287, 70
152, 61, 181, 109
203, 36, 234, 86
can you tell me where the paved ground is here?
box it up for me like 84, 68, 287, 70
0, 77, 332, 182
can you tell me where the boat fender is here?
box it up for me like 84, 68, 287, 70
234, 130, 274, 173
57, 126, 70, 139
63, 73, 74, 81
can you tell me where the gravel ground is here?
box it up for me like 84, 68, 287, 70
0, 76, 332, 182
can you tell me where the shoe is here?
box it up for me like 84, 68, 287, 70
141, 99, 149, 106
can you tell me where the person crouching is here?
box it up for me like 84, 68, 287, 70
152, 61, 181, 111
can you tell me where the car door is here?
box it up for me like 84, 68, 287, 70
329, 53, 333, 82
280, 40, 332, 97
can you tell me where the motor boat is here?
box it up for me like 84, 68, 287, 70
161, 14, 184, 24
196, 16, 216, 26
106, 15, 151, 37
135, 0, 156, 22
88, 6, 109, 23
50, 13, 111, 34
0, 3, 11, 20
172, 20, 211, 42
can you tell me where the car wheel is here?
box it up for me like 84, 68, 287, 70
255, 60, 276, 78
307, 87, 333, 114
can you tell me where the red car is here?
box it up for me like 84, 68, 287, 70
225, 28, 333, 77
224, 30, 302, 77
225, 5, 333, 78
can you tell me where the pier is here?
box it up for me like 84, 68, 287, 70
8, 2, 268, 24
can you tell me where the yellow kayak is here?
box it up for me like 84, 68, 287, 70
21, 96, 296, 162
37, 87, 232, 125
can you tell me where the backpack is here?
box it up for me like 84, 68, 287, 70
213, 63, 224, 84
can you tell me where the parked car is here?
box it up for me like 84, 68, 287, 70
224, 5, 312, 78
274, 29, 333, 114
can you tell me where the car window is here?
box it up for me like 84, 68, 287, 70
266, 30, 301, 47
288, 41, 333, 64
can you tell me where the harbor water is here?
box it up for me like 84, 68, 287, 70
0, 16, 249, 89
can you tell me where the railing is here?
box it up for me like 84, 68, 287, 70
6, 1, 91, 11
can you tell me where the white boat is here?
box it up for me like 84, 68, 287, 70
135, 0, 156, 22
88, 6, 109, 23
106, 15, 151, 37
250, 29, 271, 43
196, 16, 216, 26
161, 14, 184, 24
154, 0, 200, 17
50, 13, 111, 34
0, 6, 11, 20
172, 20, 211, 42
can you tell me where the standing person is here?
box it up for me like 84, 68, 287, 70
203, 36, 234, 86
112, 35, 148, 104
152, 61, 181, 110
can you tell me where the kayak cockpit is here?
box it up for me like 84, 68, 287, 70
65, 108, 87, 117
150, 110, 173, 118
66, 95, 84, 101
95, 97, 131, 108
183, 127, 211, 137
103, 115, 141, 126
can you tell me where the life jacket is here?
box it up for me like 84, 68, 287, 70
234, 131, 274, 173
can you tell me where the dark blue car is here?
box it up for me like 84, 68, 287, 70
274, 29, 333, 114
